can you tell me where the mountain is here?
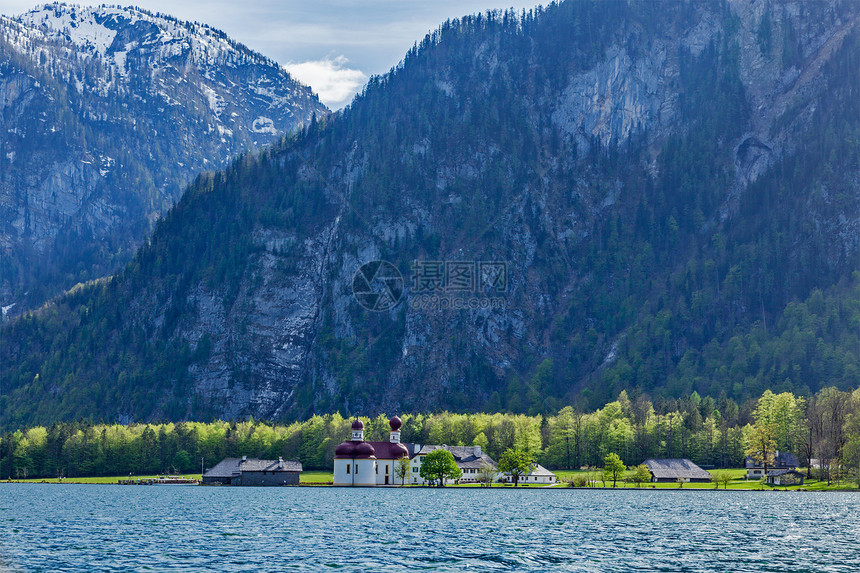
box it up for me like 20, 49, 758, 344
0, 3, 327, 313
1, 0, 859, 428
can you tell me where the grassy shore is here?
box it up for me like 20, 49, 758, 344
551, 468, 860, 491
5, 469, 858, 491
5, 471, 333, 485
6, 474, 203, 484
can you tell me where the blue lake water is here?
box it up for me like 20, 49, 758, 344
1, 485, 859, 572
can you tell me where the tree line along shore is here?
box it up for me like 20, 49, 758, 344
2, 388, 859, 489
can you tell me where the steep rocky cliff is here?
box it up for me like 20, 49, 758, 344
1, 0, 859, 427
0, 3, 326, 312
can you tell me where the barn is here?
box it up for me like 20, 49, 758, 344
203, 457, 302, 486
643, 458, 712, 483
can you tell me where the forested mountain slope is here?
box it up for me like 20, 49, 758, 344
0, 3, 326, 312
1, 0, 859, 428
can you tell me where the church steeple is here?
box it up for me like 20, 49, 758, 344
389, 416, 402, 443
351, 418, 364, 441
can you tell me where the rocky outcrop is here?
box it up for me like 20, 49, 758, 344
0, 4, 327, 312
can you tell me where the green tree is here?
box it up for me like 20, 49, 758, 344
419, 449, 461, 486
476, 463, 497, 487
843, 392, 860, 489
498, 449, 534, 487
603, 453, 626, 487
745, 390, 787, 476
171, 449, 192, 473
711, 470, 733, 489
770, 392, 806, 453
395, 457, 410, 486
745, 423, 777, 476
631, 464, 651, 487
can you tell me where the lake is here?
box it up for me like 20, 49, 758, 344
1, 485, 859, 571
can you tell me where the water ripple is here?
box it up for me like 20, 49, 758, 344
0, 486, 859, 571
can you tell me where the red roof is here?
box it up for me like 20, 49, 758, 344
354, 442, 376, 458
334, 440, 407, 460
334, 441, 356, 457
367, 441, 408, 460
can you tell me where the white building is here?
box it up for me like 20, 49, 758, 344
500, 463, 557, 485
519, 463, 558, 484
745, 451, 799, 480
408, 445, 498, 485
333, 417, 409, 486
332, 417, 501, 486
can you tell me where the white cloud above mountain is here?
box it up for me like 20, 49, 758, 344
284, 55, 367, 110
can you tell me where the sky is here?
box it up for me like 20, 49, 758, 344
0, 0, 543, 109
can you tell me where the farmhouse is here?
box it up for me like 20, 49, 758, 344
521, 464, 557, 484
501, 463, 557, 485
745, 451, 799, 480
643, 458, 712, 483
767, 468, 805, 486
202, 457, 302, 486
409, 444, 498, 485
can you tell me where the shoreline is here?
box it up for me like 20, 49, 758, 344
3, 480, 858, 492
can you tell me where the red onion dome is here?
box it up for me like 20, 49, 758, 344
389, 416, 402, 431
354, 442, 376, 458
334, 442, 356, 457
351, 418, 365, 430
391, 443, 409, 459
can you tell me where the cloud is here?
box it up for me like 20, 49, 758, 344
284, 55, 367, 110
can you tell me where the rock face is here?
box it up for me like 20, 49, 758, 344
0, 3, 327, 311
2, 0, 860, 427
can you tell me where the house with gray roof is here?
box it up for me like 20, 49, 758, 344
202, 456, 302, 486
521, 464, 557, 485
745, 451, 799, 480
643, 458, 712, 483
501, 463, 557, 485
409, 445, 497, 485
766, 468, 804, 486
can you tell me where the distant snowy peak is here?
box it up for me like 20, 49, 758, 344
15, 3, 273, 68
18, 4, 123, 55
6, 3, 327, 129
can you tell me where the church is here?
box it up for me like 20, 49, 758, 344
333, 416, 409, 486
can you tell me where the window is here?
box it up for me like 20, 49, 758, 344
355, 465, 358, 474
346, 465, 350, 474
412, 467, 418, 473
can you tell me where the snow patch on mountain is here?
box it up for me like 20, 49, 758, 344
252, 116, 277, 134
19, 5, 120, 55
